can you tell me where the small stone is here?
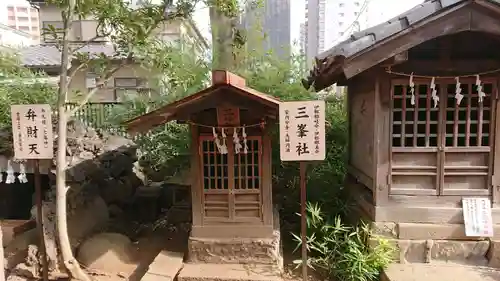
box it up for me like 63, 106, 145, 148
488, 240, 500, 268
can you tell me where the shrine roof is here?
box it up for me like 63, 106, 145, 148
124, 70, 281, 134
302, 0, 500, 91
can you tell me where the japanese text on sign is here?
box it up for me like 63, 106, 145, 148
11, 104, 54, 159
462, 197, 494, 237
279, 101, 326, 161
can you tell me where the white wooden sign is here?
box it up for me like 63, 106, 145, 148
279, 101, 326, 161
462, 197, 494, 237
11, 104, 54, 159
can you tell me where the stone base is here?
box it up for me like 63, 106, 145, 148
370, 222, 500, 266
187, 233, 282, 267
178, 263, 282, 281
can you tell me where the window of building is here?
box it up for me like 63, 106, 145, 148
18, 26, 30, 31
354, 12, 358, 16
339, 22, 344, 26
18, 16, 29, 21
16, 7, 28, 13
339, 3, 345, 7
339, 12, 344, 17
7, 7, 14, 11
114, 77, 150, 102
354, 1, 360, 6
8, 16, 15, 21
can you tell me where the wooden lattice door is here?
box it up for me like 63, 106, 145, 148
390, 78, 496, 196
200, 135, 263, 222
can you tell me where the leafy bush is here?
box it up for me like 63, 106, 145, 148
293, 203, 396, 281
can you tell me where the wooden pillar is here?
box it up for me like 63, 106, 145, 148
261, 130, 273, 226
492, 79, 500, 204
190, 125, 203, 225
373, 72, 391, 206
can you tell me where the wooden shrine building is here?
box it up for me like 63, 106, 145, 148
125, 70, 283, 268
303, 0, 500, 264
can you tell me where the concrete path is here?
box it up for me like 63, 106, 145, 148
382, 263, 500, 281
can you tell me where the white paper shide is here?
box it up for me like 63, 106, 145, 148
279, 101, 326, 162
11, 104, 54, 160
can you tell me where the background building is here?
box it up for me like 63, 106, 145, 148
242, 0, 291, 59
304, 0, 369, 66
0, 1, 39, 44
0, 23, 32, 47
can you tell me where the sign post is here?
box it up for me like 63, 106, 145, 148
11, 104, 53, 281
279, 101, 326, 281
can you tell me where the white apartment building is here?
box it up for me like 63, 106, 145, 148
304, 0, 369, 66
0, 0, 39, 44
303, 0, 424, 66
0, 23, 32, 47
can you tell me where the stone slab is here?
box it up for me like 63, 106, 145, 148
141, 251, 184, 281
382, 263, 500, 281
188, 237, 281, 265
398, 223, 500, 240
177, 263, 281, 281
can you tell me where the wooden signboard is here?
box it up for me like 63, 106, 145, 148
217, 105, 240, 126
279, 101, 326, 161
11, 104, 53, 160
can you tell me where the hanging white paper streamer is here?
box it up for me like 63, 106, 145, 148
233, 128, 242, 154
476, 75, 486, 103
409, 73, 415, 105
212, 127, 224, 154
455, 77, 464, 105
220, 128, 228, 154
242, 127, 249, 154
430, 77, 439, 108
17, 162, 28, 183
5, 160, 15, 184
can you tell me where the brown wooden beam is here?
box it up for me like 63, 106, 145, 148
391, 59, 500, 75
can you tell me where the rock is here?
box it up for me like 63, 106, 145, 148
68, 196, 109, 249
488, 240, 500, 268
4, 229, 38, 271
108, 205, 124, 217
77, 233, 136, 273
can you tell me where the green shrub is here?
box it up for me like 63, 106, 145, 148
293, 203, 396, 281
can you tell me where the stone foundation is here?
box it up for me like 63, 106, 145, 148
371, 222, 500, 266
187, 208, 283, 270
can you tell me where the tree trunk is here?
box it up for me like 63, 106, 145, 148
56, 0, 90, 280
0, 224, 5, 281
209, 6, 235, 70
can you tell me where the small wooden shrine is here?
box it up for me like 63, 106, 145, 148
303, 0, 500, 264
126, 70, 282, 266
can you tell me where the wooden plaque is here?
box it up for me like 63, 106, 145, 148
217, 106, 240, 126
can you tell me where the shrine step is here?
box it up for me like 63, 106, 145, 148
141, 250, 184, 281
382, 263, 500, 281
177, 263, 282, 281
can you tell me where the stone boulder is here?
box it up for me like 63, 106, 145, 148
77, 233, 136, 273
5, 119, 145, 280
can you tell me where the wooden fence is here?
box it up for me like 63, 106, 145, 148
65, 102, 125, 135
